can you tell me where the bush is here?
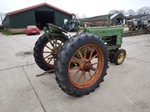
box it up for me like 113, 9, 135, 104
0, 29, 25, 35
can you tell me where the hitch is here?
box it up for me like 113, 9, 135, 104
36, 69, 55, 77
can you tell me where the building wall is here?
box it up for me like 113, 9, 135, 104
32, 6, 72, 26
10, 10, 35, 28
83, 13, 126, 27
111, 13, 126, 25
3, 5, 72, 28
55, 11, 72, 26
2, 16, 11, 28
87, 20, 107, 26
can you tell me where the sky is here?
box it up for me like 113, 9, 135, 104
0, 0, 150, 17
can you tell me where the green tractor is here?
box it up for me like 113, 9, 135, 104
33, 15, 126, 97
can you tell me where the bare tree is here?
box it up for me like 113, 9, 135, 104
80, 14, 87, 19
119, 10, 125, 15
109, 10, 120, 14
75, 13, 81, 19
75, 14, 87, 19
109, 10, 125, 15
136, 7, 150, 15
126, 9, 136, 16
0, 12, 6, 24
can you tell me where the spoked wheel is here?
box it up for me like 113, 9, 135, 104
34, 33, 68, 71
55, 33, 108, 96
68, 44, 104, 89
114, 49, 126, 65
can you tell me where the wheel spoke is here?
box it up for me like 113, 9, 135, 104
71, 69, 80, 79
71, 57, 80, 65
70, 67, 80, 70
91, 54, 98, 60
88, 71, 93, 79
44, 53, 52, 59
77, 72, 84, 83
92, 62, 100, 65
43, 51, 52, 53
45, 45, 52, 50
84, 47, 87, 59
47, 57, 53, 63
90, 66, 96, 71
89, 49, 95, 60
54, 40, 63, 47
53, 40, 58, 47
78, 50, 84, 60
54, 58, 55, 65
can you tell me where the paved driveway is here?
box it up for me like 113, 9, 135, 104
0, 32, 150, 112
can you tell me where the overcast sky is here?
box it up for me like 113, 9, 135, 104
0, 0, 150, 17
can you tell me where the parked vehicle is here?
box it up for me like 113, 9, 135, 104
62, 20, 77, 32
62, 14, 80, 32
25, 25, 40, 35
128, 19, 148, 31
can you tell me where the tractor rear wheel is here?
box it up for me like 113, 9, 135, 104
34, 33, 68, 71
55, 33, 108, 96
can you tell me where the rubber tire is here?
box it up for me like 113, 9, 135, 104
109, 49, 116, 63
55, 33, 108, 97
114, 49, 126, 65
34, 33, 68, 71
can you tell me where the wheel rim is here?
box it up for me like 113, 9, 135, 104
68, 44, 104, 89
117, 52, 125, 64
42, 38, 65, 67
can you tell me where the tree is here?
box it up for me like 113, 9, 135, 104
75, 13, 80, 19
75, 14, 87, 19
136, 7, 150, 15
80, 14, 87, 19
119, 10, 125, 15
126, 9, 136, 16
109, 10, 120, 14
0, 12, 6, 24
109, 10, 125, 15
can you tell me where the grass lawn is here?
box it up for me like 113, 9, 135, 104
0, 29, 12, 35
0, 29, 25, 35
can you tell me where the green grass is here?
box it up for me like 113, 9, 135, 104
0, 29, 25, 35
0, 29, 12, 35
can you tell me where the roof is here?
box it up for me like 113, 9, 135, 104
80, 14, 109, 22
111, 13, 119, 19
126, 14, 149, 20
80, 13, 126, 22
6, 3, 72, 16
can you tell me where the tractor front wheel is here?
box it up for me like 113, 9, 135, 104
114, 49, 126, 65
55, 33, 108, 96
